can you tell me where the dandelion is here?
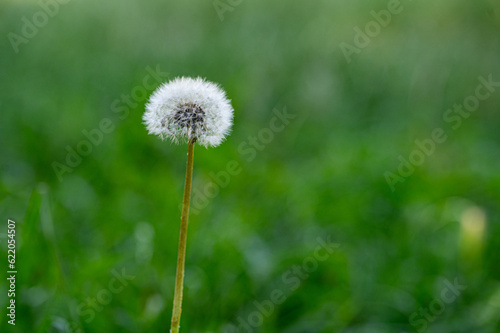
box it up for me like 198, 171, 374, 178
143, 77, 234, 333
144, 77, 233, 147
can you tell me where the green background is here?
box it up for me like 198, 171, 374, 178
1, 0, 500, 332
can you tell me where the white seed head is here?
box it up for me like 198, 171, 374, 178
144, 77, 234, 147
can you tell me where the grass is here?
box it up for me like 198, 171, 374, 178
1, 0, 500, 332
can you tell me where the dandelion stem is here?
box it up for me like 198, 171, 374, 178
171, 138, 196, 333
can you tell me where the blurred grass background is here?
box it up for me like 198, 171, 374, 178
1, 0, 500, 332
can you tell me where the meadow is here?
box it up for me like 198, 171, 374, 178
1, 0, 500, 332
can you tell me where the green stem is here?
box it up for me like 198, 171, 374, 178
170, 138, 196, 333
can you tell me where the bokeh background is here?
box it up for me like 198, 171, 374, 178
1, 0, 500, 332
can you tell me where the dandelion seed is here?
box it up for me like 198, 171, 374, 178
144, 77, 234, 147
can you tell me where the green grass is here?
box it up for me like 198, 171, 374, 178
1, 0, 500, 332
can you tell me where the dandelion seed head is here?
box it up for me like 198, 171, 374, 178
144, 77, 234, 147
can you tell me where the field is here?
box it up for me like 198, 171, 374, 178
1, 0, 500, 332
